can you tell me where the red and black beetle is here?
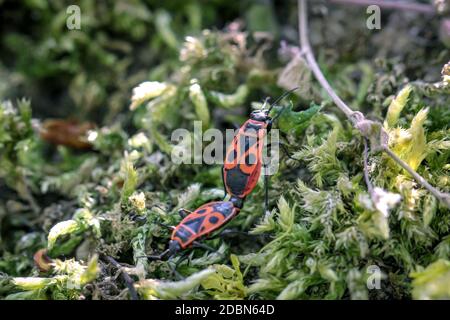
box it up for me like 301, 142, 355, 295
223, 88, 298, 212
149, 197, 243, 260
147, 88, 297, 261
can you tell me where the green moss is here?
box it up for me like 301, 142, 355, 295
1, 1, 449, 300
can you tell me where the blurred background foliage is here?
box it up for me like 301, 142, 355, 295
0, 0, 449, 300
0, 0, 280, 123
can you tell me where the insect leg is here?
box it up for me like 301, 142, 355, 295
178, 208, 192, 218
129, 213, 147, 223
169, 253, 189, 280
146, 249, 170, 261
280, 142, 300, 162
264, 168, 270, 219
207, 228, 250, 240
263, 140, 272, 219
221, 166, 227, 200
192, 241, 217, 252
102, 255, 139, 300
155, 221, 175, 230
193, 241, 227, 260
170, 268, 184, 280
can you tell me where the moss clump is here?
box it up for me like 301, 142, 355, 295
1, 1, 449, 300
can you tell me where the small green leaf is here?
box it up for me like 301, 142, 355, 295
389, 107, 429, 171
251, 211, 276, 234
423, 195, 437, 227
207, 84, 248, 109
130, 81, 169, 110
80, 255, 99, 285
411, 259, 450, 299
276, 279, 305, 300
138, 268, 216, 299
5, 290, 47, 300
189, 79, 210, 128
230, 254, 243, 282
47, 220, 80, 251
275, 102, 321, 135
13, 277, 54, 291
384, 85, 412, 128
154, 10, 179, 50
120, 159, 138, 203
277, 197, 294, 232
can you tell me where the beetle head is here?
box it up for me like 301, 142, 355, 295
250, 109, 270, 122
168, 240, 181, 255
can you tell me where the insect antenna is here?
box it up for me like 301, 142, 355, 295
140, 249, 171, 261
271, 103, 290, 122
155, 221, 175, 230
266, 87, 299, 114
261, 97, 271, 110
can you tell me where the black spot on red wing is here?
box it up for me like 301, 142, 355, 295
201, 226, 205, 232
239, 135, 257, 155
209, 216, 219, 224
245, 153, 257, 165
174, 226, 193, 242
227, 150, 236, 163
248, 135, 258, 145
183, 216, 206, 233
245, 122, 262, 131
225, 166, 249, 196
213, 202, 234, 218
197, 209, 207, 214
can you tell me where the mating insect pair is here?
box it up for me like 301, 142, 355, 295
148, 88, 298, 261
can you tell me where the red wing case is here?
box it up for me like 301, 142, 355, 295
171, 201, 239, 249
223, 119, 267, 198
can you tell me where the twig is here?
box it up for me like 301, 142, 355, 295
362, 138, 374, 195
297, 0, 450, 208
21, 184, 40, 214
383, 147, 450, 207
16, 174, 41, 214
329, 0, 435, 14
298, 6, 354, 119
103, 255, 139, 300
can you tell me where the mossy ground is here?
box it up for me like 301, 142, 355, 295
0, 1, 449, 300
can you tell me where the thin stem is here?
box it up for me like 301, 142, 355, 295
362, 138, 374, 195
297, 0, 450, 208
329, 0, 435, 14
383, 147, 450, 207
17, 175, 40, 214
298, 2, 354, 119
103, 256, 139, 300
